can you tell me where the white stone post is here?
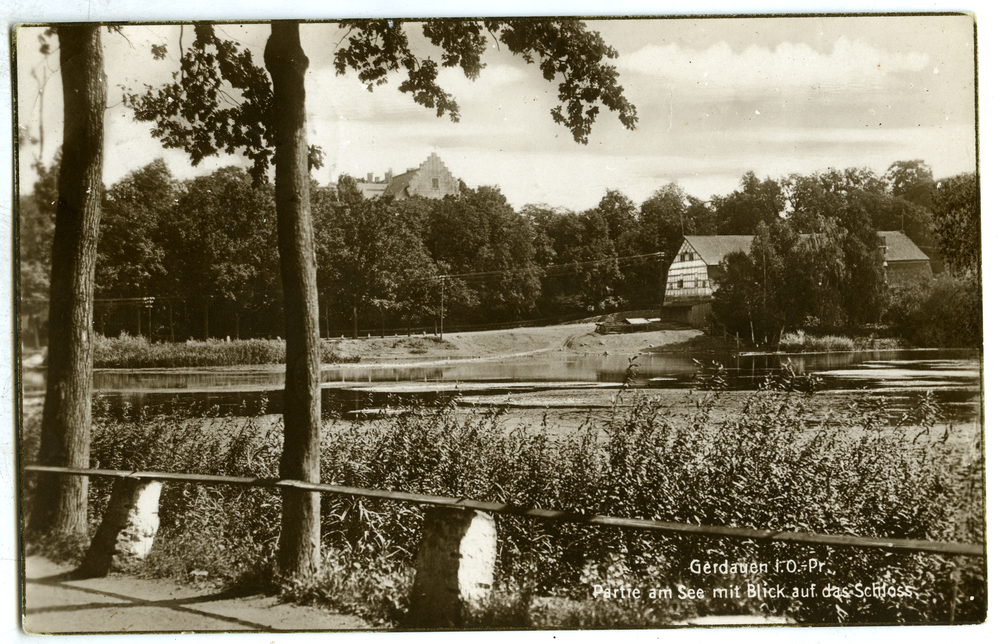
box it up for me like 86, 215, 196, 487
76, 478, 162, 578
406, 507, 497, 628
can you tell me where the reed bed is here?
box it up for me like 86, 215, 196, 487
778, 331, 856, 353
93, 333, 357, 368
22, 369, 984, 627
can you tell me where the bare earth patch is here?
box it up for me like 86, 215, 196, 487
323, 324, 720, 367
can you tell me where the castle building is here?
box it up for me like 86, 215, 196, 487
355, 153, 461, 200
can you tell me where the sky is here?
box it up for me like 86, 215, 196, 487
13, 13, 976, 212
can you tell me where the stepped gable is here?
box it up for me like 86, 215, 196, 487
384, 153, 461, 200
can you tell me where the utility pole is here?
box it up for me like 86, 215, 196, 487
657, 252, 666, 308
439, 276, 445, 339
145, 297, 154, 339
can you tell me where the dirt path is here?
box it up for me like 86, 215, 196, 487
324, 323, 719, 369
22, 556, 370, 633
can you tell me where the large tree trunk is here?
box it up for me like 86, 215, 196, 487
264, 22, 322, 579
29, 26, 106, 539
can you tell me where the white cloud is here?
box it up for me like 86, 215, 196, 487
620, 37, 930, 94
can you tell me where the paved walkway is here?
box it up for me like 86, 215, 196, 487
22, 556, 370, 634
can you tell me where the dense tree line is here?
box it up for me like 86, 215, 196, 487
711, 163, 980, 347
20, 158, 979, 344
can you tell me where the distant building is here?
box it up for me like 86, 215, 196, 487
660, 231, 932, 327
878, 230, 934, 285
355, 153, 461, 200
660, 235, 752, 327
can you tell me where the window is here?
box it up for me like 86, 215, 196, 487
677, 279, 684, 289
432, 178, 440, 189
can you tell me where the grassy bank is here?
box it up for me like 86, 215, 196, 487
777, 330, 905, 353
778, 331, 855, 353
22, 375, 984, 627
93, 334, 361, 368
83, 325, 724, 369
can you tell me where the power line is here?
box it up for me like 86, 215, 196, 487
418, 251, 667, 283
32, 253, 669, 304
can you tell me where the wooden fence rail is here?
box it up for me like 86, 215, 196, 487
23, 464, 984, 558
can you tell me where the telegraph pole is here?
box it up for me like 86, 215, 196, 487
439, 276, 445, 338
657, 252, 666, 308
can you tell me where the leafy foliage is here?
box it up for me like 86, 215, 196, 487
18, 156, 59, 344
713, 171, 784, 235
711, 219, 800, 344
165, 167, 280, 338
91, 333, 358, 368
125, 25, 279, 184
424, 186, 542, 323
886, 159, 935, 210
885, 274, 981, 348
933, 173, 980, 276
21, 373, 982, 626
97, 160, 175, 299
126, 20, 637, 185
315, 177, 438, 334
530, 202, 623, 315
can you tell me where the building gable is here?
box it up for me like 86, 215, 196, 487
354, 153, 461, 201
684, 235, 755, 267
407, 152, 461, 199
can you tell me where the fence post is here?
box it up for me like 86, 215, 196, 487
406, 507, 496, 628
75, 478, 162, 578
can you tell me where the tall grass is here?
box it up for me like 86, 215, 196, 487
779, 331, 855, 353
21, 375, 984, 627
93, 333, 358, 368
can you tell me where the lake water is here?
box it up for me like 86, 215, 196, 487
21, 348, 981, 423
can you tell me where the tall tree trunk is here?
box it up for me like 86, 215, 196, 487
29, 26, 106, 539
265, 22, 322, 579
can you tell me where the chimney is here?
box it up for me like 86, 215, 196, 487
367, 172, 373, 183
386, 168, 393, 182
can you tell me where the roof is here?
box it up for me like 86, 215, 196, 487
878, 231, 930, 262
356, 182, 388, 199
384, 169, 419, 199
685, 235, 754, 266
684, 232, 929, 267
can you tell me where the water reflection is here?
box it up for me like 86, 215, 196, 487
22, 348, 980, 422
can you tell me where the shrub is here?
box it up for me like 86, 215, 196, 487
22, 378, 984, 626
886, 274, 982, 348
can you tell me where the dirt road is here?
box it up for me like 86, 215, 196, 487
22, 556, 370, 634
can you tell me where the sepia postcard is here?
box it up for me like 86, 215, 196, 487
10, 6, 986, 640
